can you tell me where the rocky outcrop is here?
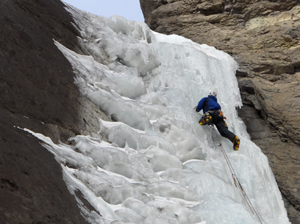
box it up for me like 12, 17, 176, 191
0, 0, 109, 223
140, 0, 300, 223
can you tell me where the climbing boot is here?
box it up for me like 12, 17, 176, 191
233, 136, 240, 151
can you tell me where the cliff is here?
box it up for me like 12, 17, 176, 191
139, 0, 300, 223
0, 0, 108, 223
1, 0, 299, 223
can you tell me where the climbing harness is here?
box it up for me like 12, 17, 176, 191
211, 125, 264, 224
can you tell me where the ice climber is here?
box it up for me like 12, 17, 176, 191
195, 92, 240, 151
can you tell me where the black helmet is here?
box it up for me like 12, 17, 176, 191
208, 91, 217, 97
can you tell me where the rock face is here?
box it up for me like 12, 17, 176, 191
0, 0, 109, 223
140, 0, 300, 223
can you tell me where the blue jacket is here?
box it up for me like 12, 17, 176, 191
196, 96, 221, 113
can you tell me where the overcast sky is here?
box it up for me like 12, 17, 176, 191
62, 0, 145, 22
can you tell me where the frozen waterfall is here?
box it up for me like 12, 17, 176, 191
24, 4, 290, 224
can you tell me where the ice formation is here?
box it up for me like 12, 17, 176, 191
24, 3, 290, 224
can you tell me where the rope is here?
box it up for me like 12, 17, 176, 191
210, 125, 264, 224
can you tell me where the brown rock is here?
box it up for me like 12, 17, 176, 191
140, 0, 300, 222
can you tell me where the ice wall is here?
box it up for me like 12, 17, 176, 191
27, 3, 290, 224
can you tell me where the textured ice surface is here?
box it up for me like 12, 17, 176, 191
26, 3, 290, 224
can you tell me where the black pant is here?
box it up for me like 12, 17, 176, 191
209, 110, 236, 142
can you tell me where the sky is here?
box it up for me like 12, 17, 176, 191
62, 0, 145, 22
